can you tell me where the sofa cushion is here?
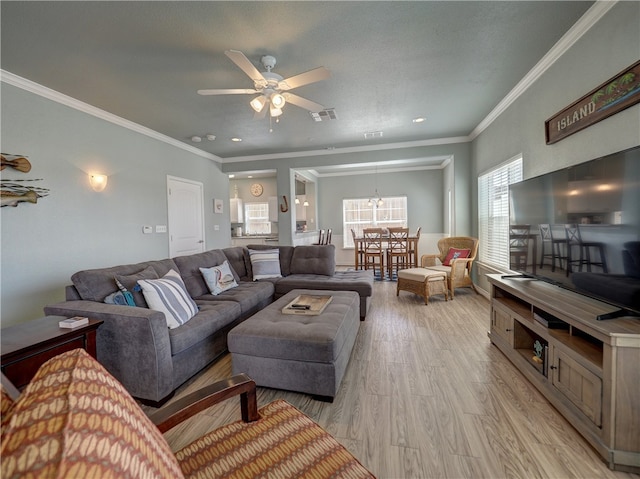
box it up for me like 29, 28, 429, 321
236, 244, 295, 277
195, 281, 275, 318
114, 265, 159, 307
71, 258, 179, 302
200, 261, 238, 295
173, 249, 235, 298
248, 249, 282, 280
221, 246, 252, 281
290, 245, 336, 276
169, 301, 242, 355
139, 269, 199, 329
0, 349, 184, 479
275, 270, 373, 298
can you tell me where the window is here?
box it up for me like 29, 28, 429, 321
244, 202, 271, 235
343, 196, 407, 248
478, 155, 523, 268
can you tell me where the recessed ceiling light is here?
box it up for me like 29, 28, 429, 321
206, 134, 216, 141
191, 135, 202, 142
412, 117, 426, 123
231, 137, 242, 142
248, 175, 253, 179
228, 174, 235, 178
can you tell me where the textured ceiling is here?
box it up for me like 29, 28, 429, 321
1, 1, 593, 161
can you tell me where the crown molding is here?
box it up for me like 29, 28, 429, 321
469, 1, 617, 140
1, 1, 613, 163
222, 136, 469, 164
0, 70, 221, 163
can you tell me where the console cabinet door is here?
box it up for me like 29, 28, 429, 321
491, 303, 514, 346
550, 345, 602, 426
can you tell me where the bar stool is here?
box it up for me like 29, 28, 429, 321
509, 224, 530, 270
539, 224, 566, 272
565, 224, 608, 274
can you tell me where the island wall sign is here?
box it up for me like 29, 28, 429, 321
545, 60, 640, 144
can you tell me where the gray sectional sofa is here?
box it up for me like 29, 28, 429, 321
44, 244, 373, 405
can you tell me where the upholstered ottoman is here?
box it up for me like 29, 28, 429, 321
228, 289, 360, 401
397, 268, 448, 304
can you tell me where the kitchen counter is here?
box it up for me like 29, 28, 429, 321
231, 236, 279, 247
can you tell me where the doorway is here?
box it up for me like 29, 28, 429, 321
167, 176, 205, 257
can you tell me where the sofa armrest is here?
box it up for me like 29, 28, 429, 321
150, 374, 259, 433
43, 300, 174, 403
421, 254, 439, 267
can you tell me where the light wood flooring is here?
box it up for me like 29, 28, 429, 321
144, 280, 638, 479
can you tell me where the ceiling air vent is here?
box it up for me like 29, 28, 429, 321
364, 131, 383, 140
310, 108, 338, 122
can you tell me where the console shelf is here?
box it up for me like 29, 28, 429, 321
487, 274, 640, 473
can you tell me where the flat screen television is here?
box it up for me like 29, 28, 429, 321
508, 145, 640, 319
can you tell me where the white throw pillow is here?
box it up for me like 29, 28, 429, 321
200, 260, 238, 295
248, 248, 282, 280
138, 269, 199, 329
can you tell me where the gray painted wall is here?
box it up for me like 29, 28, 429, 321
471, 2, 640, 290
317, 168, 443, 235
1, 85, 230, 326
225, 141, 472, 240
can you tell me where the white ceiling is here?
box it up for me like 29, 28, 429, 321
1, 1, 594, 169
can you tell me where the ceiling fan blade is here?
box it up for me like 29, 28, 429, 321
278, 67, 331, 90
283, 93, 325, 112
225, 50, 267, 87
197, 88, 259, 95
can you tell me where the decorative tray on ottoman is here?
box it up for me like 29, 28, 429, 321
282, 294, 333, 315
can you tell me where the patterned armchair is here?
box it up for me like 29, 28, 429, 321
421, 236, 479, 298
1, 349, 375, 479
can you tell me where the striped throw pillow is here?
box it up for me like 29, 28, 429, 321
138, 269, 198, 328
249, 248, 282, 280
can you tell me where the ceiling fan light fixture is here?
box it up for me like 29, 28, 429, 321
271, 93, 286, 109
270, 106, 283, 117
250, 95, 267, 113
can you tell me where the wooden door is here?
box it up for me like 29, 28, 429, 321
167, 176, 205, 257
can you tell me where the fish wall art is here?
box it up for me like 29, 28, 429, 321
0, 153, 49, 208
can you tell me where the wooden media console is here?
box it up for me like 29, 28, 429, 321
487, 274, 639, 473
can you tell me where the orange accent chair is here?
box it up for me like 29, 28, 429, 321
1, 349, 375, 479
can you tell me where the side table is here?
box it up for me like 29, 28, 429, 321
1, 315, 103, 389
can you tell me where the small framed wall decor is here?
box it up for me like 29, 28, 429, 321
214, 198, 223, 214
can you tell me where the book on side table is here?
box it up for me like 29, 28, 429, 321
283, 294, 333, 316
59, 316, 89, 329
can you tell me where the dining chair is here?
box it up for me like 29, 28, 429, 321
386, 227, 410, 279
408, 226, 421, 266
362, 228, 385, 278
352, 229, 365, 269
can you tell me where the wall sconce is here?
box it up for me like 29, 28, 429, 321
295, 197, 300, 204
303, 200, 310, 207
90, 174, 108, 192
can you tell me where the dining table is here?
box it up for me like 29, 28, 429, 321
353, 233, 420, 276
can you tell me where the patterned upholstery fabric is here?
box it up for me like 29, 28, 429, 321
1, 349, 184, 479
1, 383, 15, 435
175, 399, 375, 479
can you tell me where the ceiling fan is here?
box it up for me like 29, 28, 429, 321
197, 50, 330, 119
